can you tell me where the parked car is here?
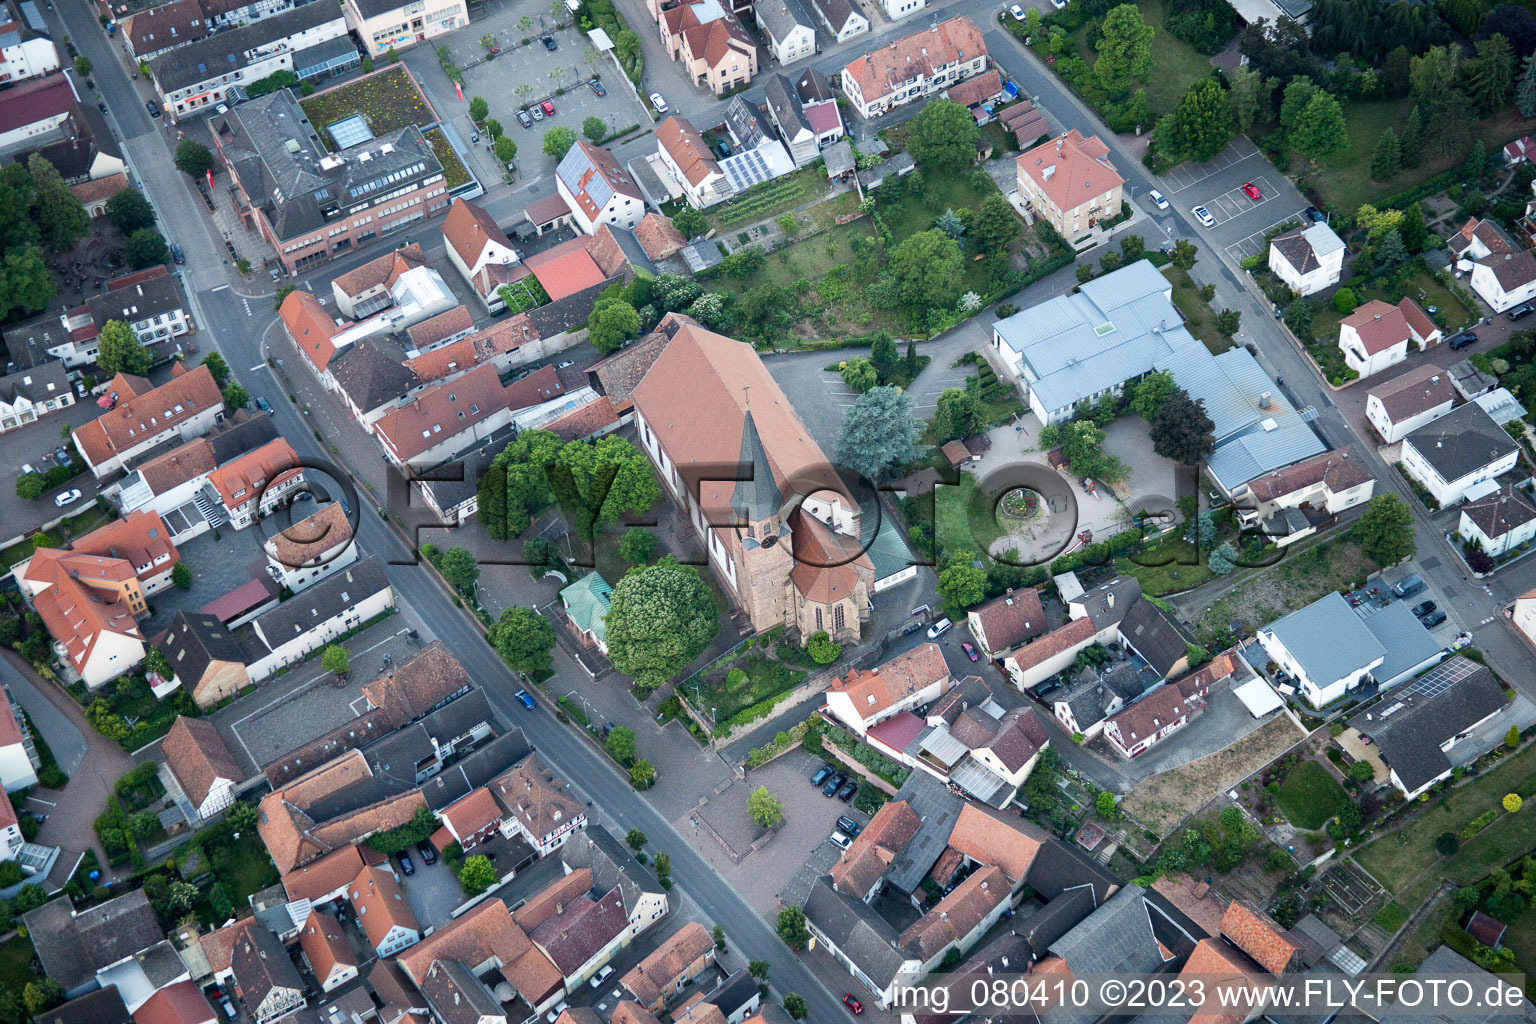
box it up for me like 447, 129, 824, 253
830, 830, 852, 850
1305, 206, 1325, 223
220, 998, 237, 1020
415, 841, 438, 864
823, 772, 846, 797
837, 815, 861, 836
843, 995, 865, 1015
589, 77, 606, 97
649, 91, 668, 114
54, 446, 74, 467
256, 396, 273, 415
589, 965, 614, 989
961, 640, 980, 662
1449, 330, 1479, 349
145, 100, 161, 117
54, 488, 82, 508
1050, 0, 1066, 7
811, 763, 834, 786
545, 1002, 569, 1024
926, 617, 952, 639
1510, 303, 1535, 321
515, 689, 537, 710
541, 100, 556, 116
215, 103, 228, 114
397, 852, 414, 876
531, 104, 544, 122
1241, 181, 1263, 200
517, 109, 533, 128
1008, 3, 1025, 18
1411, 600, 1438, 619
836, 778, 858, 802
20, 464, 36, 477
1192, 205, 1215, 227
1421, 609, 1447, 628
1147, 188, 1168, 211
541, 34, 557, 49
1393, 574, 1426, 599
170, 243, 185, 264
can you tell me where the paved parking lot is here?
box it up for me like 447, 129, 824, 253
144, 526, 268, 632
1157, 137, 1263, 194
1225, 210, 1309, 263
1158, 137, 1310, 269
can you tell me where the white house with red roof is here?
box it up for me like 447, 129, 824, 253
556, 141, 646, 235
1365, 364, 1458, 443
1469, 249, 1536, 313
1505, 136, 1536, 165
824, 644, 949, 736
1015, 129, 1124, 239
442, 198, 522, 313
0, 687, 36, 792
838, 17, 986, 119
1337, 298, 1441, 379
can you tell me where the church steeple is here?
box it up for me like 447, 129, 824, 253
731, 389, 783, 524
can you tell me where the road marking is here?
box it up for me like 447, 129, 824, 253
248, 364, 266, 371
210, 284, 229, 293
1223, 208, 1309, 263
25, 797, 55, 808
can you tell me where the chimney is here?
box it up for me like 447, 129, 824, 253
1260, 391, 1272, 409
1106, 592, 1114, 609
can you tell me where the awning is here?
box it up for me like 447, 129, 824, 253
1233, 678, 1285, 718
1462, 477, 1501, 504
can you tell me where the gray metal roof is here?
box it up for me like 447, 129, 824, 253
1262, 592, 1385, 687
242, 555, 390, 655
1358, 601, 1444, 687
860, 498, 913, 582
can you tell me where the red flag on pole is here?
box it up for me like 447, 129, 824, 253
455, 79, 463, 102
206, 168, 214, 189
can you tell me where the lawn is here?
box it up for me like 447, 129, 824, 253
1069, 0, 1214, 118
207, 831, 279, 907
1165, 266, 1234, 355
877, 173, 1013, 295
1115, 537, 1212, 596
708, 166, 828, 231
694, 652, 806, 723
934, 474, 1007, 563
725, 219, 880, 294
1310, 269, 1476, 343
1275, 759, 1349, 829
300, 65, 440, 152
1374, 900, 1410, 932
0, 935, 34, 1018
1355, 741, 1536, 896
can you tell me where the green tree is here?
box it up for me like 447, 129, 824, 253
1226, 64, 1271, 134
605, 725, 637, 763
625, 828, 647, 850
0, 245, 56, 319
543, 126, 577, 159
1519, 54, 1536, 117
1096, 791, 1117, 818
749, 960, 770, 981
1279, 76, 1319, 128
1466, 33, 1515, 112
747, 786, 784, 828
1131, 370, 1176, 419
1355, 494, 1416, 565
1370, 126, 1401, 181
96, 320, 152, 377
583, 115, 607, 143
1349, 760, 1374, 781
1215, 309, 1241, 337
806, 631, 841, 664
1157, 78, 1234, 162
937, 551, 987, 611
457, 855, 497, 894
1410, 45, 1461, 104
222, 383, 250, 411
653, 851, 671, 879
173, 140, 214, 178
1507, 725, 1521, 748
606, 557, 719, 688
783, 995, 807, 1020
489, 606, 556, 677
126, 228, 168, 269
22, 980, 63, 1015
1150, 387, 1215, 465
1290, 92, 1349, 159
438, 546, 480, 593
905, 99, 980, 171
321, 645, 349, 676
484, 118, 504, 140
934, 386, 982, 441
73, 55, 92, 76
171, 562, 193, 589
840, 358, 878, 393
836, 386, 923, 482
1332, 287, 1358, 314
15, 474, 43, 501
469, 96, 489, 122
201, 351, 231, 386
0, 164, 35, 250
1170, 238, 1198, 270
1400, 105, 1423, 167
620, 527, 658, 564
628, 759, 655, 788
777, 906, 810, 949
673, 207, 705, 238
494, 135, 517, 164
969, 193, 1020, 256
551, 435, 663, 535
28, 154, 89, 253
870, 334, 898, 380
885, 229, 963, 316
1094, 4, 1155, 93
713, 924, 726, 950
587, 296, 642, 355
1282, 297, 1312, 338
106, 189, 155, 234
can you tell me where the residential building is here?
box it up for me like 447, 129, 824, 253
159, 609, 252, 706
802, 878, 913, 1008
360, 640, 471, 723
162, 715, 246, 819
490, 751, 587, 855
631, 317, 875, 640
824, 643, 949, 736
72, 366, 224, 478
0, 71, 74, 150
762, 74, 818, 166
1449, 217, 1514, 262
839, 17, 986, 119
394, 898, 564, 1013
808, 0, 866, 41
965, 588, 1045, 658
298, 909, 358, 993
200, 0, 298, 31
209, 438, 304, 529
657, 0, 757, 96
1469, 249, 1536, 313
408, 305, 476, 353
528, 883, 630, 991
1360, 600, 1445, 689
1268, 222, 1345, 296
437, 786, 502, 851
1229, 447, 1375, 546
0, 0, 59, 84
755, 0, 814, 64
342, 0, 467, 55
0, 361, 73, 434
239, 556, 394, 681
1401, 401, 1519, 506
559, 572, 612, 655
555, 141, 645, 235
122, 0, 206, 60
557, 827, 670, 944
1337, 298, 1441, 379
53, 265, 191, 368
0, 685, 37, 791
349, 864, 422, 956
655, 116, 731, 209
231, 924, 306, 1024
442, 197, 522, 312
330, 242, 454, 324
1506, 136, 1536, 164
372, 363, 517, 468
1257, 592, 1385, 707
265, 502, 357, 592
3, 88, 124, 189
211, 85, 449, 275
280, 845, 366, 906
420, 960, 507, 1024
1460, 483, 1536, 558
945, 68, 1004, 122
147, 0, 352, 119
633, 214, 687, 262
619, 922, 715, 1014
130, 980, 216, 1024
24, 890, 166, 998
1015, 129, 1124, 239
1366, 364, 1458, 443
1102, 653, 1240, 758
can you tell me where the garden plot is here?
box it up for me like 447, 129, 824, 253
1323, 859, 1386, 916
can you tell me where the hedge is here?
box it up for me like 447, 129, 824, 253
1049, 526, 1147, 575
745, 719, 811, 768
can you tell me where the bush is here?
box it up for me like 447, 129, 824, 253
805, 631, 841, 665
1435, 832, 1459, 856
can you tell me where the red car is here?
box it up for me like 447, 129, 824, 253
961, 641, 980, 662
1241, 182, 1262, 200
843, 995, 864, 1015
541, 100, 556, 115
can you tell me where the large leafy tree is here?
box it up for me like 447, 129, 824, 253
27, 154, 89, 253
543, 127, 577, 159
605, 556, 719, 688
747, 786, 784, 828
1355, 494, 1416, 566
1289, 91, 1349, 159
934, 387, 982, 442
438, 546, 479, 593
1226, 65, 1272, 134
1130, 370, 1176, 419
905, 99, 980, 171
836, 385, 922, 483
587, 296, 641, 354
0, 164, 36, 250
481, 429, 566, 538
885, 229, 963, 316
1095, 4, 1155, 93
126, 228, 168, 269
489, 606, 556, 677
106, 189, 155, 234
1150, 388, 1215, 465
968, 193, 1020, 257
552, 434, 663, 537
1157, 78, 1235, 162
0, 245, 55, 320
937, 551, 987, 610
173, 140, 214, 178
1279, 76, 1319, 128
96, 320, 152, 377
1519, 53, 1536, 116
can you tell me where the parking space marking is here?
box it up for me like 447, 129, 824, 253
1222, 208, 1309, 264
1160, 138, 1261, 194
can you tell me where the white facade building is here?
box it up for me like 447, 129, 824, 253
1268, 222, 1345, 296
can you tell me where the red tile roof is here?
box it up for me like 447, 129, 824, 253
163, 716, 244, 807
829, 799, 919, 896
946, 802, 1045, 882
1016, 129, 1123, 216
633, 213, 686, 261
546, 396, 619, 441
1341, 300, 1413, 355
374, 364, 512, 462
827, 643, 947, 721
282, 845, 366, 903
441, 786, 503, 841
655, 117, 720, 187
349, 864, 420, 950
298, 908, 355, 983
73, 365, 222, 467
132, 979, 216, 1024
443, 198, 514, 272
1219, 900, 1298, 975
1005, 617, 1096, 672
208, 439, 301, 509
620, 922, 713, 1008
842, 17, 985, 104
969, 588, 1046, 650
280, 289, 343, 372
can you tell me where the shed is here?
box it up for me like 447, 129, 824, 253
941, 440, 972, 468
